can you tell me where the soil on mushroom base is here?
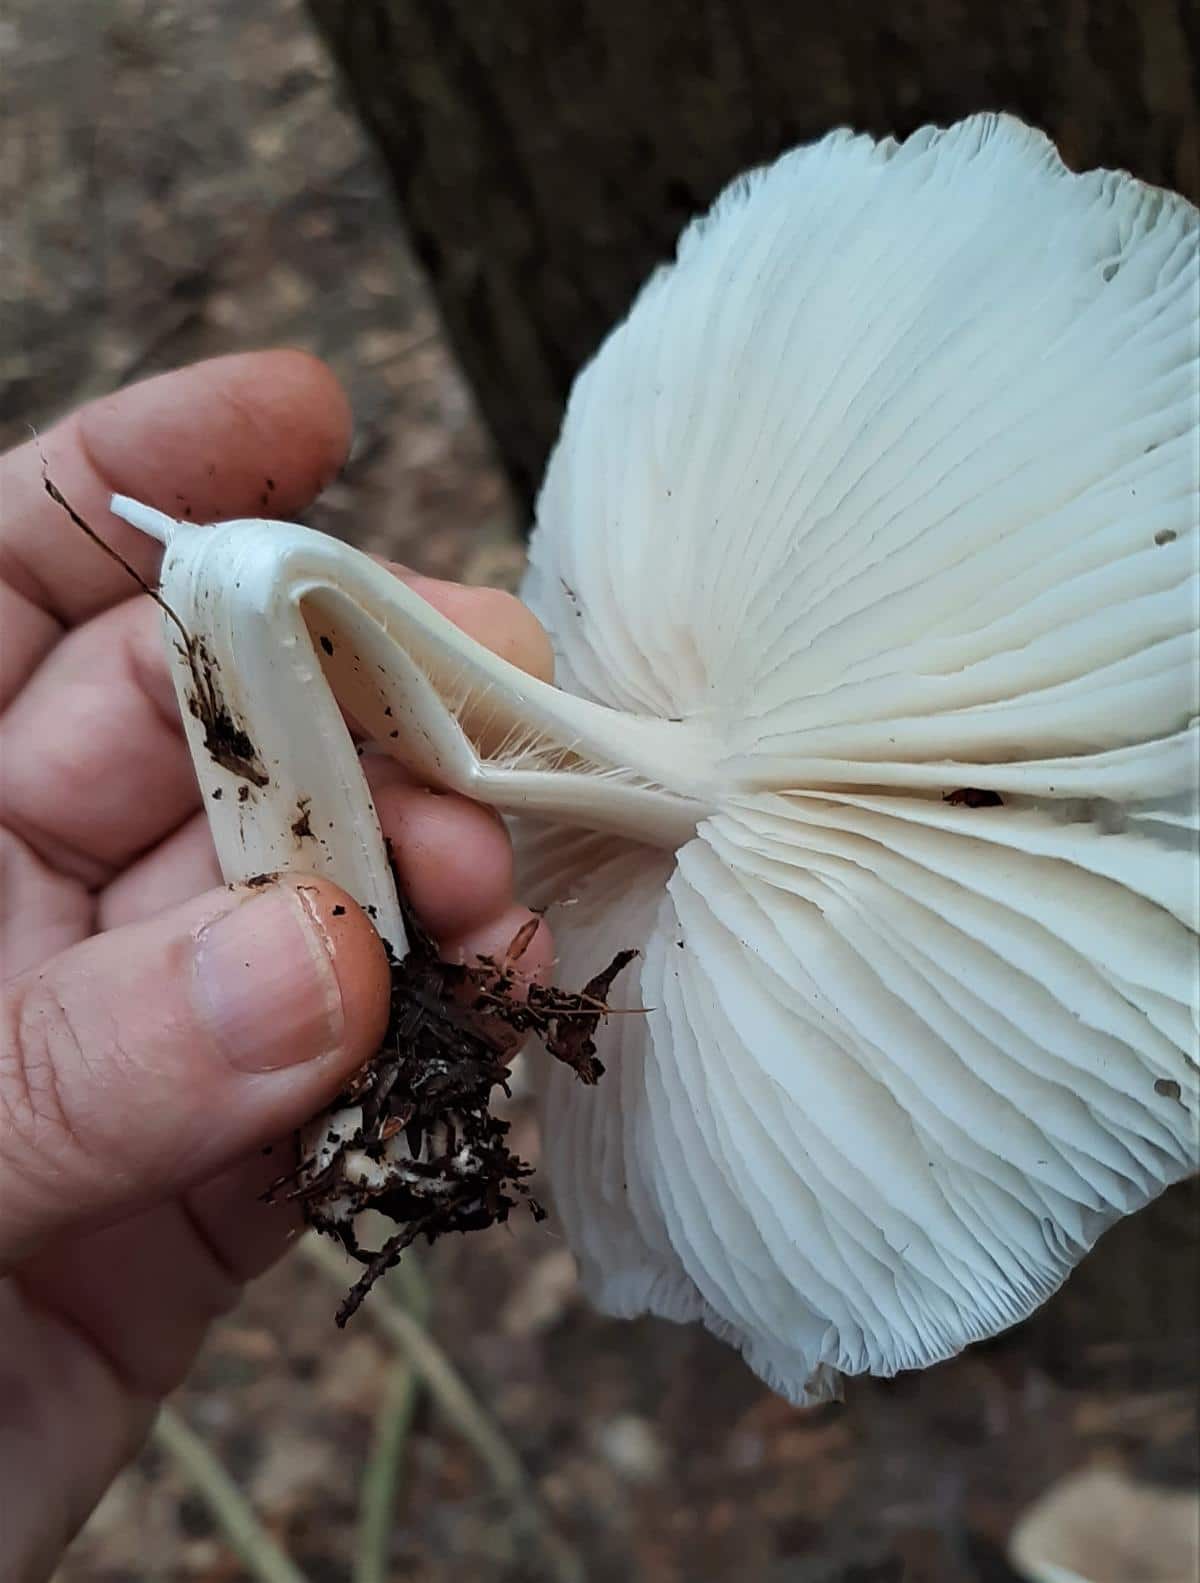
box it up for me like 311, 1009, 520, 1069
277, 872, 638, 1324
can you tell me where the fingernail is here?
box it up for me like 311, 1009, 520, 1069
193, 886, 343, 1073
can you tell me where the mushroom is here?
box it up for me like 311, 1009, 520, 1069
112, 112, 1199, 1402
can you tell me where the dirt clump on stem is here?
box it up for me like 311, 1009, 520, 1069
272, 875, 637, 1325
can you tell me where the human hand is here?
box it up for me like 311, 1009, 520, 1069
0, 351, 555, 1579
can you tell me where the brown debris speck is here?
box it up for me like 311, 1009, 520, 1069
943, 787, 1004, 808
291, 797, 314, 840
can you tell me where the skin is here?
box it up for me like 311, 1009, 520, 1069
0, 351, 556, 1580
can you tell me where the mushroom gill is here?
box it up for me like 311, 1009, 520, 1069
517, 112, 1199, 1401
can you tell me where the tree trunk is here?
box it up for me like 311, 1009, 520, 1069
307, 0, 1197, 512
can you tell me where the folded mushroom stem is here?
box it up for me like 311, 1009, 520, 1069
110, 498, 720, 952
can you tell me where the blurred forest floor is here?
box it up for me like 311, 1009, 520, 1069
3, 4, 1197, 1581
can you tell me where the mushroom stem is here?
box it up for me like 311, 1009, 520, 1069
112, 502, 719, 944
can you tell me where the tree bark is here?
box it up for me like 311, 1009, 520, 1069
308, 0, 1197, 512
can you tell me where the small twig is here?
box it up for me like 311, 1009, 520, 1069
300, 1233, 585, 1583
42, 474, 157, 600
153, 1404, 309, 1583
40, 469, 194, 653
336, 1217, 427, 1326
40, 471, 261, 776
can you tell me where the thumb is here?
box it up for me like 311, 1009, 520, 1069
0, 876, 390, 1267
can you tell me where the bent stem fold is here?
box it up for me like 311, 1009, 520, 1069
111, 497, 717, 958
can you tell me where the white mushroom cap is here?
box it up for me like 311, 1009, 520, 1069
519, 114, 1200, 1401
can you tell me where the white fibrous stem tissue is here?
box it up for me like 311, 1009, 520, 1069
113, 113, 1200, 1403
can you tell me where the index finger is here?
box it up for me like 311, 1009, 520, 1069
0, 351, 351, 702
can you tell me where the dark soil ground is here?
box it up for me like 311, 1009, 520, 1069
4, 5, 1197, 1580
